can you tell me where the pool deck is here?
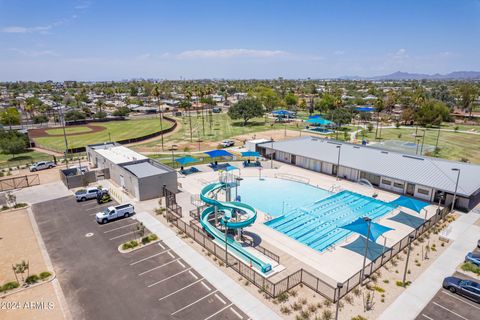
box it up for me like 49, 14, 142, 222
177, 160, 439, 285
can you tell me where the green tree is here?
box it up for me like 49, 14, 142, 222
0, 107, 21, 129
284, 92, 298, 110
112, 106, 130, 117
0, 134, 27, 158
32, 114, 48, 124
458, 83, 477, 118
228, 98, 264, 125
414, 100, 450, 126
65, 110, 86, 122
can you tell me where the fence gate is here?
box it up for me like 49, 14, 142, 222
0, 174, 40, 192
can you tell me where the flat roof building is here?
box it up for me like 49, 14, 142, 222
87, 143, 177, 200
257, 136, 480, 211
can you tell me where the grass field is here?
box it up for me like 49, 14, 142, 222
0, 150, 53, 169
34, 118, 172, 151
46, 126, 94, 135
138, 113, 302, 149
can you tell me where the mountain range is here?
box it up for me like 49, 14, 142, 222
339, 71, 480, 81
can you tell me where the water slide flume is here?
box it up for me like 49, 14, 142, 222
200, 182, 272, 273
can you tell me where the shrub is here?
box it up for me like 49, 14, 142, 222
308, 303, 317, 313
373, 285, 385, 293
383, 279, 389, 284
13, 203, 28, 208
344, 294, 353, 305
280, 306, 291, 314
321, 309, 333, 320
352, 287, 361, 297
396, 281, 411, 287
39, 271, 52, 280
300, 310, 310, 319
351, 316, 367, 320
122, 240, 138, 250
292, 301, 302, 311
461, 262, 480, 275
290, 289, 298, 297
300, 298, 307, 305
277, 292, 289, 303
323, 299, 332, 307
1, 205, 9, 211
148, 234, 158, 241
26, 274, 40, 284
1, 281, 19, 292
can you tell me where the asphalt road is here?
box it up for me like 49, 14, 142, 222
32, 196, 248, 320
416, 272, 479, 320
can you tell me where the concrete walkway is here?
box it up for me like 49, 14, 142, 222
379, 209, 480, 320
135, 211, 282, 320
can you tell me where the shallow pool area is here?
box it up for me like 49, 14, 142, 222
236, 177, 332, 217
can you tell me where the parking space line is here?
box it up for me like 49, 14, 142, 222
130, 250, 170, 266
147, 268, 192, 288
188, 270, 198, 279
157, 278, 204, 301
421, 314, 434, 320
158, 242, 165, 250
441, 290, 480, 310
214, 293, 226, 304
201, 281, 211, 291
86, 206, 108, 211
177, 260, 186, 269
98, 218, 133, 227
138, 259, 179, 276
109, 230, 136, 241
104, 222, 138, 234
170, 290, 218, 316
432, 302, 468, 320
230, 307, 243, 319
203, 303, 233, 320
167, 251, 175, 259
81, 202, 98, 207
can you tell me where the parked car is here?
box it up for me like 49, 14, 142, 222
442, 276, 480, 303
212, 107, 222, 113
95, 204, 134, 224
75, 187, 104, 202
465, 252, 480, 266
29, 161, 56, 172
220, 139, 234, 147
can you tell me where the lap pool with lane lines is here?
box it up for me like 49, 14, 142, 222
237, 178, 397, 252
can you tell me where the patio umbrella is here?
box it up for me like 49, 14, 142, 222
204, 149, 233, 158
225, 165, 239, 172
241, 151, 260, 158
341, 217, 394, 280
175, 156, 199, 166
305, 118, 334, 126
389, 196, 428, 213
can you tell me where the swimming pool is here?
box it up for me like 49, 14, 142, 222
265, 190, 397, 252
236, 177, 332, 217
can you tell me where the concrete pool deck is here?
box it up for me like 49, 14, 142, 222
178, 161, 440, 284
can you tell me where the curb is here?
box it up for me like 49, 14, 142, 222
117, 238, 160, 253
0, 274, 56, 299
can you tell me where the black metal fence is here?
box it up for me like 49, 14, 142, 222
164, 187, 451, 302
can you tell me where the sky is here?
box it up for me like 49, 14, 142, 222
0, 0, 479, 81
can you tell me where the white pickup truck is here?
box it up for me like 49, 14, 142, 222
96, 204, 134, 224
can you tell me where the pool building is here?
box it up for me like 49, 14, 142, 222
257, 136, 480, 211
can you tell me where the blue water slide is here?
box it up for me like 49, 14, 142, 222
200, 183, 272, 273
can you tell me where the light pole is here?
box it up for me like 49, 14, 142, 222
159, 108, 164, 151
335, 282, 343, 320
235, 177, 243, 200
336, 145, 341, 180
435, 128, 441, 152
270, 139, 274, 169
420, 129, 426, 155
415, 138, 420, 155
451, 168, 461, 212
402, 234, 415, 287
224, 215, 230, 268
170, 144, 177, 168
361, 217, 372, 282
59, 108, 69, 168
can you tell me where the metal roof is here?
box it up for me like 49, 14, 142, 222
90, 144, 147, 164
262, 136, 480, 197
122, 161, 169, 178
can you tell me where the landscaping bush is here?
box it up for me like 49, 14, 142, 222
13, 203, 28, 208
122, 240, 138, 250
1, 205, 9, 211
25, 274, 40, 284
39, 271, 52, 280
373, 285, 385, 293
1, 281, 19, 292
461, 262, 480, 275
351, 316, 367, 320
396, 280, 411, 287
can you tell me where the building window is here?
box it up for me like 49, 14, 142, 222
417, 188, 430, 195
393, 182, 404, 189
381, 179, 392, 185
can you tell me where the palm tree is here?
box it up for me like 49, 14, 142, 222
151, 86, 164, 151
374, 98, 384, 139
184, 90, 193, 142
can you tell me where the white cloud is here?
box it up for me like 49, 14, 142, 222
333, 50, 345, 55
2, 26, 29, 33
177, 49, 290, 59
8, 48, 59, 57
391, 48, 409, 60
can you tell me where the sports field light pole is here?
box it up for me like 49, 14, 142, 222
402, 234, 415, 287
361, 217, 372, 282
59, 108, 69, 169
336, 145, 341, 180
420, 129, 426, 155
415, 138, 420, 155
335, 282, 343, 320
270, 139, 274, 169
159, 107, 164, 151
451, 168, 460, 212
435, 127, 441, 151
170, 144, 177, 168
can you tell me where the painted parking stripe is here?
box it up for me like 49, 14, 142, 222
230, 307, 243, 319
203, 303, 233, 320
214, 293, 226, 304
147, 268, 192, 288
98, 218, 133, 227
138, 259, 179, 276
109, 230, 136, 241
201, 281, 211, 291
157, 278, 204, 301
167, 251, 175, 259
170, 290, 218, 316
158, 242, 165, 250
177, 260, 186, 269
130, 250, 170, 266
104, 222, 138, 234
441, 290, 480, 310
432, 302, 468, 320
86, 205, 109, 211
421, 314, 434, 320
188, 270, 198, 279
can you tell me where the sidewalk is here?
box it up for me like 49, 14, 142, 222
135, 211, 282, 320
379, 209, 480, 320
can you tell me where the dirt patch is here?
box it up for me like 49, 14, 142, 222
29, 125, 106, 138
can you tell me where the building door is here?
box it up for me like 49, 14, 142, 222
120, 175, 125, 189
406, 183, 415, 196
291, 155, 296, 165
332, 165, 338, 176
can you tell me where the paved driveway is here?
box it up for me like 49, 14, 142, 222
32, 196, 248, 320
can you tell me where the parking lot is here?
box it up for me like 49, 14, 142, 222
416, 272, 479, 320
32, 196, 248, 320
